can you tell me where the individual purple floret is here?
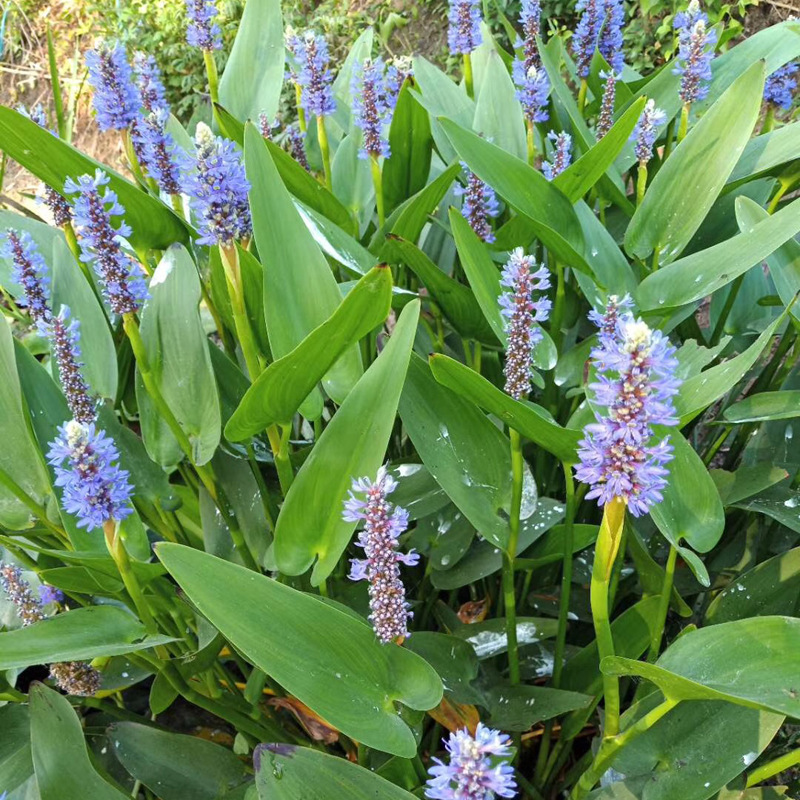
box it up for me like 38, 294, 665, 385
85, 42, 141, 132
499, 248, 552, 400
39, 584, 65, 605
292, 31, 337, 118
456, 167, 500, 243
185, 0, 222, 51
2, 229, 51, 323
764, 62, 798, 110
47, 419, 134, 531
631, 99, 667, 164
352, 58, 399, 159
598, 0, 625, 72
518, 0, 542, 70
65, 171, 149, 315
673, 0, 717, 104
575, 299, 681, 517
0, 562, 101, 695
342, 466, 419, 644
132, 109, 181, 195
179, 122, 252, 247
596, 70, 620, 139
573, 0, 601, 78
448, 0, 483, 56
38, 307, 96, 424
542, 132, 572, 180
133, 52, 169, 114
286, 124, 311, 171
513, 62, 550, 124
425, 723, 518, 800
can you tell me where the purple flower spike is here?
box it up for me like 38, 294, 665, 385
2, 229, 51, 323
519, 0, 542, 70
596, 70, 620, 139
258, 113, 277, 140
500, 248, 552, 401
85, 42, 141, 132
575, 299, 681, 517
291, 31, 337, 118
352, 58, 399, 159
674, 0, 717, 104
631, 99, 667, 164
426, 723, 518, 799
133, 52, 169, 114
38, 307, 96, 424
47, 420, 134, 531
764, 62, 798, 110
598, 0, 625, 72
448, 0, 483, 56
456, 167, 500, 243
0, 562, 46, 626
342, 466, 418, 644
65, 171, 149, 315
513, 62, 550, 124
39, 584, 65, 605
573, 0, 601, 78
132, 109, 181, 195
185, 0, 222, 51
286, 124, 311, 171
179, 123, 252, 247
542, 131, 572, 180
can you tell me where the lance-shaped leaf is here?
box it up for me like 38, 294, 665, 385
726, 121, 800, 191
30, 683, 129, 800
274, 300, 419, 584
157, 543, 442, 758
0, 107, 187, 250
625, 63, 765, 263
254, 744, 417, 800
602, 616, 800, 717
439, 118, 592, 277
245, 122, 363, 407
0, 606, 173, 670
473, 50, 526, 160
429, 354, 580, 462
225, 265, 392, 439
724, 391, 800, 424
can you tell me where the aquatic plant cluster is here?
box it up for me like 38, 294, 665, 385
0, 0, 798, 798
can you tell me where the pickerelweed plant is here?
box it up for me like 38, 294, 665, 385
0, 1, 799, 799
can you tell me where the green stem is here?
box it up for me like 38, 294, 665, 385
370, 155, 385, 228
526, 118, 537, 166
463, 52, 474, 99
219, 244, 262, 380
553, 462, 576, 688
676, 102, 690, 144
762, 105, 776, 135
62, 222, 91, 282
294, 84, 307, 133
550, 261, 566, 351
578, 79, 588, 113
122, 129, 146, 186
710, 273, 744, 345
746, 746, 800, 788
266, 424, 294, 496
0, 467, 67, 540
203, 50, 219, 105
636, 161, 648, 206
768, 178, 792, 214
647, 545, 677, 661
503, 428, 525, 685
661, 118, 676, 162
317, 115, 333, 191
651, 246, 661, 272
571, 698, 679, 799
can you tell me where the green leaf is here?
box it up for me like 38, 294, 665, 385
157, 543, 442, 758
439, 118, 591, 276
0, 107, 187, 251
244, 123, 362, 405
50, 237, 117, 399
383, 80, 433, 213
254, 744, 416, 799
331, 134, 373, 233
385, 236, 495, 343
403, 631, 480, 704
603, 616, 800, 716
676, 316, 784, 423
650, 430, 725, 556
274, 301, 419, 583
218, 0, 283, 125
0, 315, 51, 529
637, 197, 800, 311
724, 391, 800, 424
711, 464, 788, 506
0, 704, 32, 794
429, 354, 580, 462
706, 547, 800, 625
109, 722, 248, 800
399, 355, 511, 549
625, 62, 765, 263
30, 683, 129, 800
453, 617, 558, 658
0, 606, 174, 669
473, 50, 526, 160
485, 684, 591, 731
731, 486, 800, 535
225, 265, 392, 439
136, 245, 221, 466
727, 122, 800, 190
